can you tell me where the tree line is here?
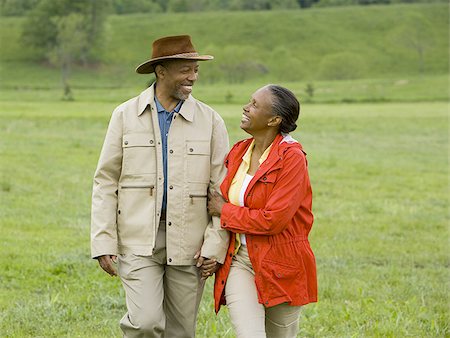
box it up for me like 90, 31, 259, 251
0, 0, 444, 16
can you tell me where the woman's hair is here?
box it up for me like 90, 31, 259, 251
267, 85, 300, 133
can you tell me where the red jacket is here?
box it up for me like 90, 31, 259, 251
214, 133, 317, 313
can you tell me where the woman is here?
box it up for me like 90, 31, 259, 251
207, 84, 317, 337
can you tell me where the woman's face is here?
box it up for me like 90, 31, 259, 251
240, 86, 275, 134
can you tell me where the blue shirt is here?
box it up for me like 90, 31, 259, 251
154, 96, 184, 213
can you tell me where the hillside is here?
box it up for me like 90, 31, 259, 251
0, 3, 448, 102
106, 3, 448, 81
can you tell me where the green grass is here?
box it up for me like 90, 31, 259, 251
0, 63, 447, 104
0, 3, 448, 336
0, 96, 448, 336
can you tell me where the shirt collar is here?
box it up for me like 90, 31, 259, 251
137, 83, 195, 122
154, 95, 183, 114
242, 140, 273, 166
242, 140, 253, 166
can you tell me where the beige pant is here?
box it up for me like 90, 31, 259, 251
225, 246, 302, 338
118, 222, 204, 338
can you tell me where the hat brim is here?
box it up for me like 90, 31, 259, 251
135, 54, 214, 74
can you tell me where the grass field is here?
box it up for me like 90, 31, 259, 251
0, 92, 448, 336
0, 2, 448, 336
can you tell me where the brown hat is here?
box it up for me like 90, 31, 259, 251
135, 35, 213, 74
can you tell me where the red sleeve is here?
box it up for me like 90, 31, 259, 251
220, 148, 310, 235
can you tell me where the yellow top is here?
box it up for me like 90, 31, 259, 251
228, 139, 273, 254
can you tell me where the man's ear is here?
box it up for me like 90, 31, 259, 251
155, 64, 165, 79
268, 116, 282, 128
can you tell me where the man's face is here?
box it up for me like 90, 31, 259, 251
158, 59, 199, 101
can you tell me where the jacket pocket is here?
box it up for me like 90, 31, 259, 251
188, 193, 207, 203
248, 170, 279, 208
186, 140, 210, 184
117, 184, 156, 245
184, 183, 209, 252
122, 133, 156, 175
260, 259, 302, 302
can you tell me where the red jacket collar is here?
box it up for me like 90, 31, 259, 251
221, 134, 303, 200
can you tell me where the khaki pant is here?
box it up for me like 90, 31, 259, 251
225, 246, 302, 338
118, 222, 204, 338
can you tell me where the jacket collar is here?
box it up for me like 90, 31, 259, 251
223, 133, 303, 191
222, 134, 286, 199
250, 134, 285, 183
137, 82, 195, 122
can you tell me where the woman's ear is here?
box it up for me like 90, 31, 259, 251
268, 116, 282, 128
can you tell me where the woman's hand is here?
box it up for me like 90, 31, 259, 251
208, 190, 226, 216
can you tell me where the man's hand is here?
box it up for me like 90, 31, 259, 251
97, 255, 118, 277
194, 251, 220, 281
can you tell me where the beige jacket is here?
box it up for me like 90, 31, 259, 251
91, 84, 230, 264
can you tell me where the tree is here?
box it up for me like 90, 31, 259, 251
229, 0, 271, 10
112, 0, 163, 14
297, 0, 320, 8
21, 0, 111, 98
270, 0, 299, 9
22, 0, 110, 63
48, 14, 89, 100
219, 45, 268, 83
0, 0, 38, 16
358, 0, 390, 4
268, 46, 305, 81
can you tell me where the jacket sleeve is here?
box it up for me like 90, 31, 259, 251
200, 113, 230, 264
221, 148, 310, 236
90, 107, 123, 258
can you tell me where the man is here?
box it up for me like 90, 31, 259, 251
91, 35, 229, 338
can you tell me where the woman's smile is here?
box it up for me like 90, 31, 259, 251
241, 113, 250, 123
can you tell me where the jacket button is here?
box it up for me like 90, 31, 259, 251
149, 140, 154, 144
221, 280, 224, 285
169, 149, 173, 154
168, 221, 172, 226
169, 185, 173, 189
168, 258, 172, 262
263, 176, 267, 181
189, 148, 194, 152
118, 210, 121, 214
265, 301, 269, 305
124, 141, 128, 145
229, 253, 232, 257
